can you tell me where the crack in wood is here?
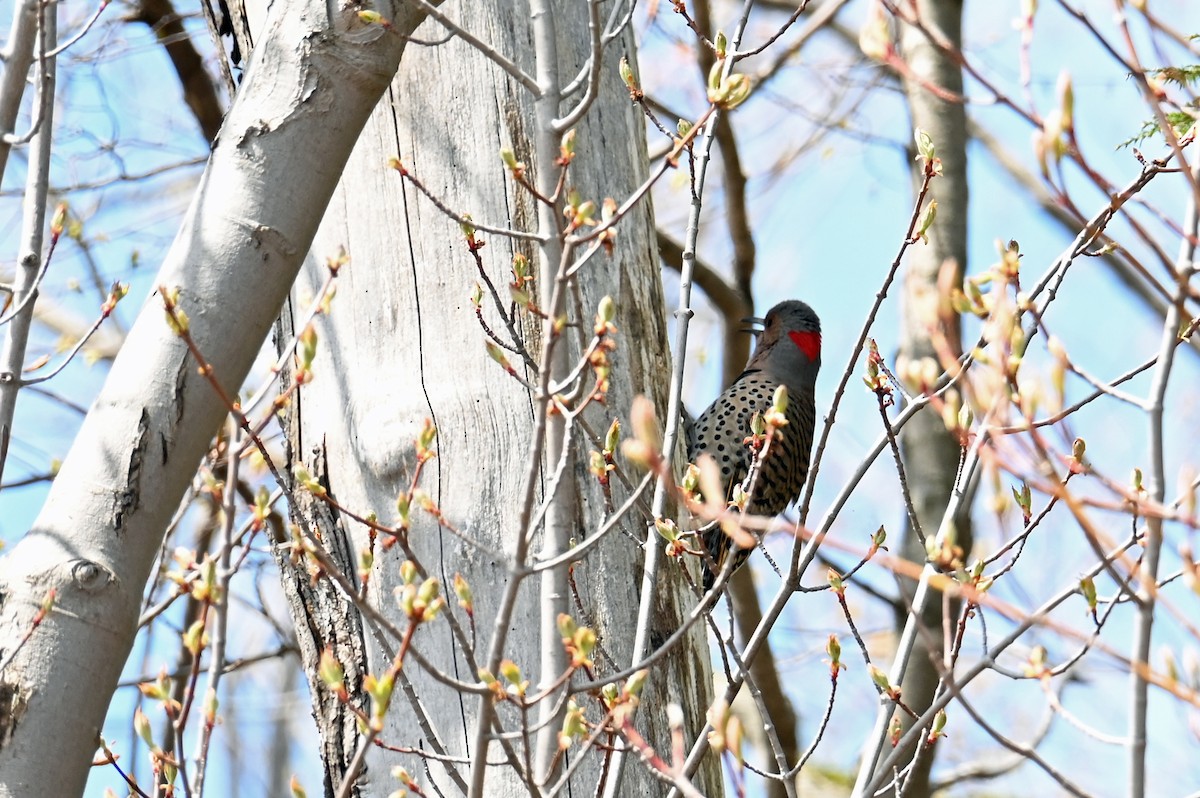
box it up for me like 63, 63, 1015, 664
113, 408, 151, 533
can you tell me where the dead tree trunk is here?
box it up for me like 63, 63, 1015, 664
274, 3, 718, 796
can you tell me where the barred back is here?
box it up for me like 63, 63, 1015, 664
687, 370, 816, 589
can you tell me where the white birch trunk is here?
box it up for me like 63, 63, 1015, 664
0, 4, 426, 794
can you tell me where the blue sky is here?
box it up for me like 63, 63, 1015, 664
643, 2, 1200, 794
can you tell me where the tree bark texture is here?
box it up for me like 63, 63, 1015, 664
278, 3, 717, 796
0, 4, 426, 794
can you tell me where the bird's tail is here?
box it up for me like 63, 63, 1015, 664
701, 531, 753, 592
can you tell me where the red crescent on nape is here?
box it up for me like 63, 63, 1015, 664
788, 330, 821, 360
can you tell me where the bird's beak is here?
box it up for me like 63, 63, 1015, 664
740, 315, 765, 335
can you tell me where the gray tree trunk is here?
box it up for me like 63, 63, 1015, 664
275, 3, 717, 796
894, 1, 971, 795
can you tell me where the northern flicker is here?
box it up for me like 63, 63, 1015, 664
687, 300, 821, 590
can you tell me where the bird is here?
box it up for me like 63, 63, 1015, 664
686, 300, 821, 591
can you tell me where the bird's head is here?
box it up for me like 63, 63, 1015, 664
746, 299, 822, 388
